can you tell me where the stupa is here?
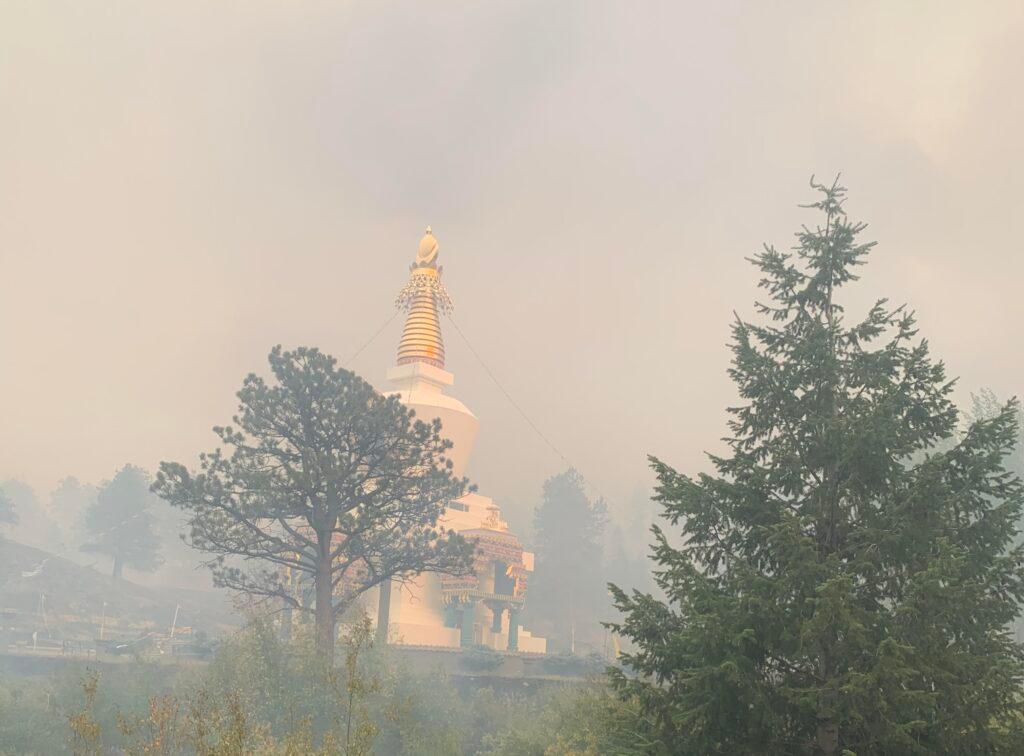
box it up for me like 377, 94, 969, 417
372, 228, 546, 653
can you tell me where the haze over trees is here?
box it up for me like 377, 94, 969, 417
0, 489, 16, 530
603, 487, 659, 600
528, 467, 609, 653
969, 388, 1024, 484
81, 465, 163, 579
609, 180, 1024, 754
0, 617, 635, 755
3, 180, 1024, 754
0, 479, 59, 551
153, 345, 476, 656
48, 476, 97, 554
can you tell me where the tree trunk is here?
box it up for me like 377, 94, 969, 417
280, 599, 292, 642
376, 579, 392, 646
815, 215, 840, 756
315, 553, 335, 658
816, 705, 839, 755
111, 554, 123, 580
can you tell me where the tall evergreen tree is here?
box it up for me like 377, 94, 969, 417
0, 489, 16, 527
609, 179, 1024, 754
530, 468, 608, 653
82, 465, 163, 579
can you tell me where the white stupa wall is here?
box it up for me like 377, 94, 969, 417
374, 362, 479, 646
385, 361, 478, 478
378, 376, 524, 649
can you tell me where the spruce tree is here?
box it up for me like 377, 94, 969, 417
609, 179, 1024, 754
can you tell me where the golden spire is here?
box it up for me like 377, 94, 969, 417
394, 227, 453, 369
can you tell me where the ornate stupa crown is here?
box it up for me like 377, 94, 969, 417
394, 227, 453, 368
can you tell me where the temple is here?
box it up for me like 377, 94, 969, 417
371, 228, 546, 653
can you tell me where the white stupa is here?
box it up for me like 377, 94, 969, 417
374, 228, 546, 653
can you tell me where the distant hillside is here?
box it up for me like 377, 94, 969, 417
0, 539, 238, 642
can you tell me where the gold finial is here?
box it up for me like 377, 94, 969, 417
395, 226, 452, 369
416, 226, 439, 267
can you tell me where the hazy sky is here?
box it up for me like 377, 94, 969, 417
2, 1, 1023, 536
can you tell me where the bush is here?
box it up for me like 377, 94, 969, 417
539, 651, 606, 677
479, 685, 659, 755
0, 676, 67, 756
0, 617, 629, 754
460, 645, 505, 672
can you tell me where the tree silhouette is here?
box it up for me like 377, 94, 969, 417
154, 346, 475, 657
529, 468, 607, 653
81, 465, 162, 579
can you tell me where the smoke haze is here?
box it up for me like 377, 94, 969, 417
3, 1, 1023, 536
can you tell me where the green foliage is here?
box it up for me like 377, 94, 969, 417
66, 670, 102, 755
479, 685, 658, 756
81, 465, 162, 578
461, 645, 506, 671
970, 389, 1024, 642
338, 614, 381, 755
609, 179, 1024, 754
54, 658, 180, 751
0, 675, 66, 755
0, 617, 653, 755
539, 651, 606, 678
969, 388, 1024, 484
67, 666, 280, 755
529, 468, 609, 653
0, 489, 15, 527
153, 345, 475, 655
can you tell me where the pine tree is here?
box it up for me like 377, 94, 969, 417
82, 465, 163, 579
530, 468, 608, 653
609, 179, 1024, 754
153, 346, 474, 657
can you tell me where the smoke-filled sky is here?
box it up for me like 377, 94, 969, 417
2, 1, 1023, 535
